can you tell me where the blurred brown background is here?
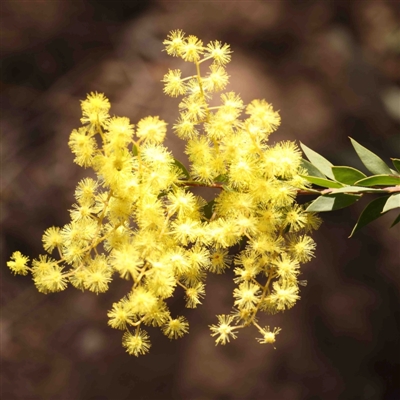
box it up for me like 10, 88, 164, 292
1, 1, 400, 399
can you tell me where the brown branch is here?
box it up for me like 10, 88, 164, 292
179, 180, 225, 189
178, 179, 400, 196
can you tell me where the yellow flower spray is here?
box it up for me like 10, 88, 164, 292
7, 30, 320, 356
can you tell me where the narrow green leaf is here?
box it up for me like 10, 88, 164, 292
132, 144, 138, 156
202, 199, 215, 220
390, 213, 400, 227
300, 158, 326, 178
382, 193, 400, 213
349, 137, 392, 175
354, 175, 400, 187
173, 158, 191, 180
300, 175, 344, 188
331, 166, 367, 185
214, 174, 228, 183
222, 184, 235, 192
306, 193, 360, 212
157, 189, 170, 199
391, 158, 400, 173
349, 195, 391, 237
329, 186, 387, 194
300, 143, 335, 179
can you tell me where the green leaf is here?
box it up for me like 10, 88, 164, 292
390, 213, 400, 228
329, 186, 387, 194
349, 195, 391, 237
132, 144, 138, 156
214, 174, 228, 183
300, 175, 344, 188
173, 158, 191, 180
202, 199, 215, 220
331, 166, 367, 185
222, 184, 235, 192
382, 193, 400, 213
157, 189, 170, 199
300, 158, 326, 178
349, 137, 392, 175
300, 143, 335, 179
306, 193, 360, 212
391, 158, 400, 173
354, 175, 400, 187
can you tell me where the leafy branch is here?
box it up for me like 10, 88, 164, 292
299, 138, 400, 236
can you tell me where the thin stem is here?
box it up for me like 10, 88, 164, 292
198, 55, 213, 64
180, 180, 224, 189
194, 60, 210, 122
178, 180, 400, 196
177, 281, 188, 291
319, 185, 400, 195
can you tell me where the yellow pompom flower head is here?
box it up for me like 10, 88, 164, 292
136, 116, 167, 144
7, 251, 30, 276
205, 40, 232, 65
80, 91, 110, 130
163, 29, 186, 57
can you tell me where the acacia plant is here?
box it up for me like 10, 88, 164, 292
7, 30, 400, 356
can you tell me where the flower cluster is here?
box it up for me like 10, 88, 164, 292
7, 30, 320, 356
